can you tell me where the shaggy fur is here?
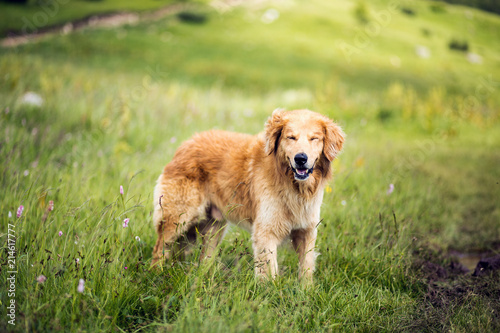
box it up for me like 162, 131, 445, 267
151, 109, 345, 281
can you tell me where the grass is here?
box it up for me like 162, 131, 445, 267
1, 0, 500, 331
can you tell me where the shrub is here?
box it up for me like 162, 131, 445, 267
421, 28, 432, 37
430, 3, 446, 13
430, 0, 500, 15
353, 1, 370, 25
448, 39, 469, 52
1, 0, 28, 3
177, 11, 208, 24
400, 7, 417, 16
377, 108, 394, 122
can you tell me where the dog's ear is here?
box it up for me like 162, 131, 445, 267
264, 108, 286, 155
323, 118, 345, 161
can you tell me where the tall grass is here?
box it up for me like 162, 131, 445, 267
1, 50, 499, 330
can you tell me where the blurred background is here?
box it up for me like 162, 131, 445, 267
1, 0, 499, 127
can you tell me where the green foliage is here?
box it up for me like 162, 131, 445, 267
448, 38, 470, 52
0, 0, 499, 331
430, 3, 447, 13
353, 1, 370, 25
177, 11, 208, 24
1, 0, 28, 4
400, 7, 416, 16
431, 0, 500, 15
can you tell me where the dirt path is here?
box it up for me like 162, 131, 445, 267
0, 3, 188, 48
0, 0, 277, 48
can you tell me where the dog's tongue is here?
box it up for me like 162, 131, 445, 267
297, 169, 307, 175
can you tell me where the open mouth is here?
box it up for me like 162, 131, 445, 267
291, 166, 313, 181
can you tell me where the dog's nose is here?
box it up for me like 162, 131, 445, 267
294, 153, 308, 166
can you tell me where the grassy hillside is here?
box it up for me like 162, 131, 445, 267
0, 0, 499, 331
0, 0, 181, 37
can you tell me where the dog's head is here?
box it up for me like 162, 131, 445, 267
265, 109, 345, 181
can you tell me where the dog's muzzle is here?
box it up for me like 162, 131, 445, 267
291, 153, 313, 181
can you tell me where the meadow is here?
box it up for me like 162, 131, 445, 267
0, 0, 499, 331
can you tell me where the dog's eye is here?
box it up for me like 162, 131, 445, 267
310, 137, 318, 141
287, 136, 297, 141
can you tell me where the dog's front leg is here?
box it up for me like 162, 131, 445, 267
252, 226, 281, 280
292, 227, 317, 283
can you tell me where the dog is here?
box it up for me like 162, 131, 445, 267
151, 109, 345, 282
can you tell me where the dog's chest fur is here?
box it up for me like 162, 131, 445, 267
249, 182, 324, 239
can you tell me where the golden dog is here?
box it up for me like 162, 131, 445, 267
151, 109, 345, 281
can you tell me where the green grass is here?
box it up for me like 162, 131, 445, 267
1, 0, 500, 331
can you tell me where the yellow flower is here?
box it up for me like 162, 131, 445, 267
354, 157, 365, 168
114, 141, 132, 154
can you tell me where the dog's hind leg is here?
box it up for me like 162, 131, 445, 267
198, 206, 227, 260
175, 222, 199, 259
151, 177, 207, 267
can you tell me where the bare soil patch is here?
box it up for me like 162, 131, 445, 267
405, 246, 500, 331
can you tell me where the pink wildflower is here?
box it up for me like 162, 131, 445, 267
122, 218, 129, 228
120, 185, 124, 195
17, 205, 24, 218
77, 279, 85, 293
387, 183, 395, 195
59, 231, 63, 237
48, 200, 54, 212
36, 275, 47, 283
